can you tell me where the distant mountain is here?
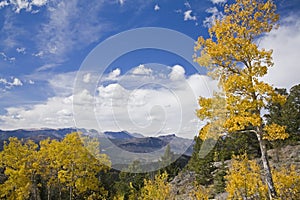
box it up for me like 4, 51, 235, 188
0, 128, 194, 157
104, 131, 135, 139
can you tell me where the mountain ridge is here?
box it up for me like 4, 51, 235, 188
0, 128, 194, 156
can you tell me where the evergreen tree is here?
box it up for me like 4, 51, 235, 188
213, 160, 227, 194
159, 145, 179, 179
114, 160, 148, 200
266, 84, 300, 145
188, 136, 215, 186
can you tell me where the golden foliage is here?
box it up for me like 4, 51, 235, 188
0, 132, 110, 200
0, 138, 39, 200
272, 165, 300, 199
139, 172, 171, 200
194, 0, 287, 142
263, 123, 289, 141
189, 183, 210, 200
197, 92, 228, 140
225, 154, 268, 199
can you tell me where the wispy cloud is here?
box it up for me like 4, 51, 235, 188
36, 0, 108, 61
184, 1, 191, 9
0, 52, 15, 62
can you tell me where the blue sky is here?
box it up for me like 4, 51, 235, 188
0, 0, 299, 138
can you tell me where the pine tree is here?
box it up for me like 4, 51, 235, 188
188, 135, 216, 186
159, 145, 179, 179
213, 160, 227, 194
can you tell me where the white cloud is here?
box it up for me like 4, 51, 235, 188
0, 77, 23, 88
32, 0, 47, 7
0, 96, 75, 129
154, 4, 160, 11
0, 65, 218, 139
260, 15, 300, 90
29, 80, 35, 84
12, 78, 23, 86
36, 63, 58, 72
119, 0, 125, 5
169, 65, 185, 81
107, 68, 121, 80
184, 10, 196, 21
16, 47, 26, 54
32, 51, 44, 57
206, 7, 218, 14
132, 64, 152, 76
0, 1, 9, 8
0, 52, 15, 62
210, 0, 227, 4
83, 73, 91, 83
0, 78, 8, 85
203, 6, 223, 28
0, 0, 48, 13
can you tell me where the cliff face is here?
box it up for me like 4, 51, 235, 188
169, 143, 300, 199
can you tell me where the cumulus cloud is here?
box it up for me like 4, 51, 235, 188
0, 96, 74, 129
260, 15, 300, 90
107, 68, 121, 80
12, 78, 23, 86
132, 64, 152, 76
184, 10, 197, 21
154, 4, 160, 11
0, 65, 218, 138
169, 65, 185, 81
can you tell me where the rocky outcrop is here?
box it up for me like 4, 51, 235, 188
170, 171, 197, 200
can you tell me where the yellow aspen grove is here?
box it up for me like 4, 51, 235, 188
225, 154, 268, 199
0, 138, 41, 200
194, 0, 288, 198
